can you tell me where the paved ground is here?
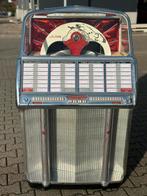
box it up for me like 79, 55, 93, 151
0, 23, 147, 195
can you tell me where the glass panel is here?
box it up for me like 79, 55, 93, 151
23, 12, 130, 56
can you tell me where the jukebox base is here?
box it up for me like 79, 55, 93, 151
22, 108, 131, 187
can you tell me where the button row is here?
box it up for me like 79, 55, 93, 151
89, 97, 122, 102
32, 97, 65, 102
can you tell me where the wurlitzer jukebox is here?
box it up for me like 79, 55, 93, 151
16, 6, 137, 187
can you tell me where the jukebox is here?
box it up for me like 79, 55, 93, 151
16, 6, 137, 187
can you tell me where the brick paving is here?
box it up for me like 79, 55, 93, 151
0, 34, 147, 195
0, 22, 21, 38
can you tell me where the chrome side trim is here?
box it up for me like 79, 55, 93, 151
101, 109, 112, 186
22, 109, 50, 186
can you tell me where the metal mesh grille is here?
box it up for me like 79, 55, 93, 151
50, 109, 106, 183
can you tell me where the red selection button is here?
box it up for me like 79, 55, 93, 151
120, 88, 132, 93
22, 88, 33, 92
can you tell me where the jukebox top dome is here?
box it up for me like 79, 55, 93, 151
22, 6, 132, 57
